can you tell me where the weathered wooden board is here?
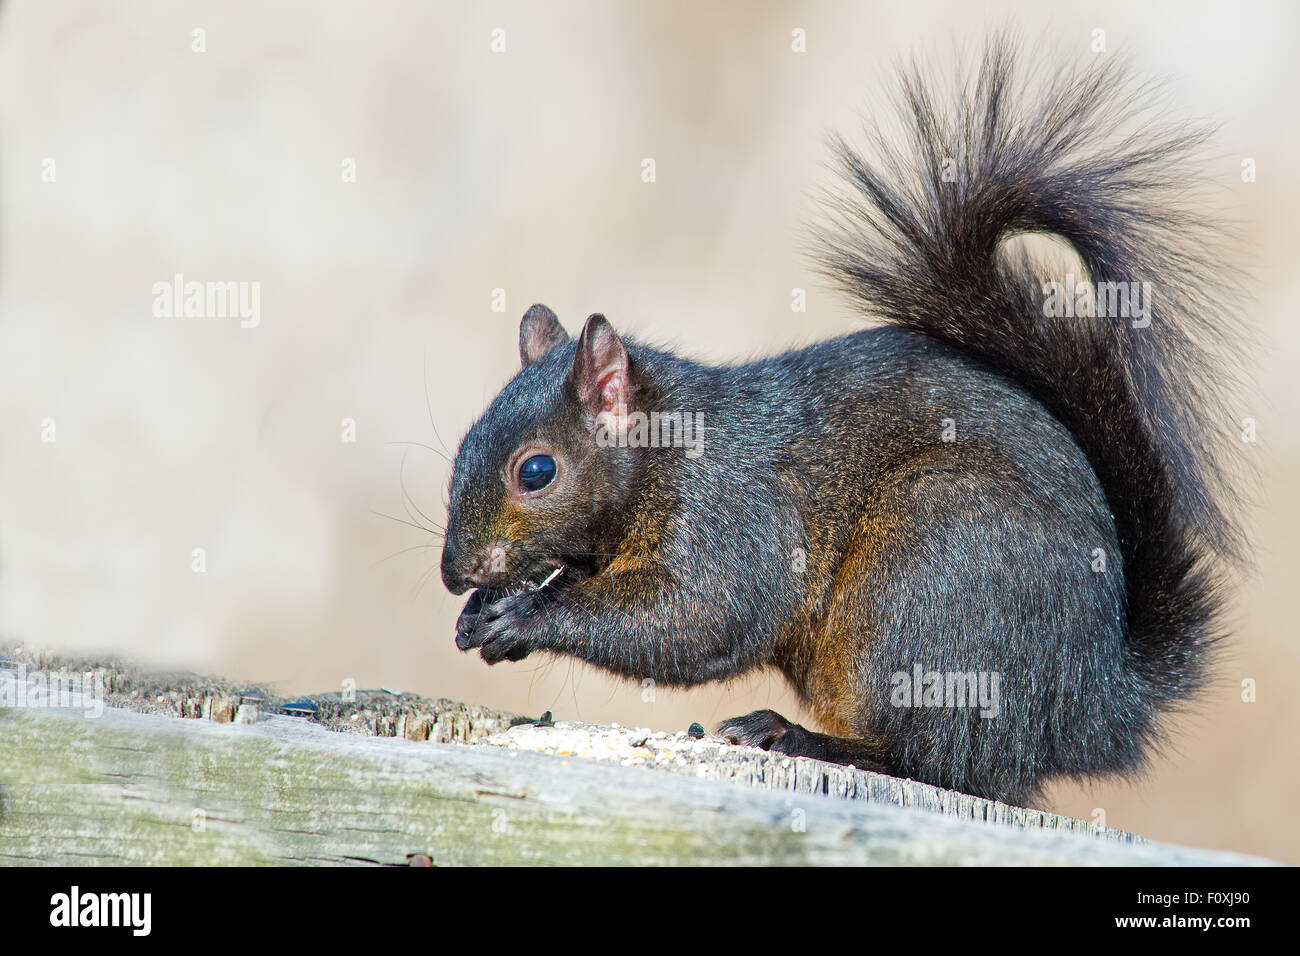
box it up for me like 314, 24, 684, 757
0, 658, 1275, 866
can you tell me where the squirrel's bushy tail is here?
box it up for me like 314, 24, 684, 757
817, 39, 1249, 718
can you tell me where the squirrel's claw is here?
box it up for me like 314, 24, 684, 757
463, 591, 537, 664
716, 709, 796, 751
454, 589, 493, 650
480, 635, 533, 665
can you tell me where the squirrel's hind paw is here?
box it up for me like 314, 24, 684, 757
717, 709, 796, 751
718, 710, 894, 775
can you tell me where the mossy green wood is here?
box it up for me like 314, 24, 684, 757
0, 700, 1272, 866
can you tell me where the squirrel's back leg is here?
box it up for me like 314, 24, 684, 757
716, 488, 908, 777
721, 443, 1125, 808
716, 709, 895, 772
717, 490, 909, 777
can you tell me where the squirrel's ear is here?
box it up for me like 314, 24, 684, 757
519, 304, 570, 367
570, 313, 630, 433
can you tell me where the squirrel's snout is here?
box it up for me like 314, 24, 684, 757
441, 539, 510, 594
440, 541, 472, 594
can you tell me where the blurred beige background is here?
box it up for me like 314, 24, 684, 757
1, 0, 1296, 862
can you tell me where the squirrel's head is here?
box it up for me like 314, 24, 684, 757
440, 304, 642, 595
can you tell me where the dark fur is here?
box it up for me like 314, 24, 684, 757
440, 40, 1248, 806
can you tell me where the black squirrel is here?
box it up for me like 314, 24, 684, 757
439, 40, 1249, 807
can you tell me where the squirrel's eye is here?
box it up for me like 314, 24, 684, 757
517, 454, 557, 493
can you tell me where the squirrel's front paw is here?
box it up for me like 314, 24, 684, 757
462, 592, 539, 664
454, 589, 494, 650
717, 709, 797, 750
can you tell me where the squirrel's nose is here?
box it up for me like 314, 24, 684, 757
441, 541, 504, 593
440, 543, 472, 594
